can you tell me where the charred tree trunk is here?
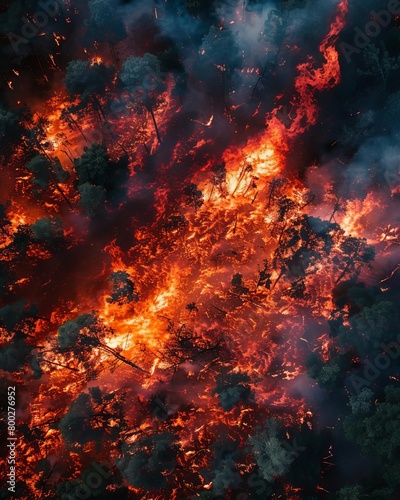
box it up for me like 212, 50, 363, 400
252, 62, 269, 100
99, 343, 149, 373
69, 114, 88, 143
335, 243, 361, 285
146, 103, 162, 144
271, 268, 285, 289
28, 135, 73, 209
92, 94, 106, 120
49, 178, 73, 209
41, 358, 79, 372
108, 41, 118, 66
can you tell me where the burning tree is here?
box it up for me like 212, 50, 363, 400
73, 142, 129, 215
26, 155, 69, 197
117, 431, 180, 490
107, 271, 139, 305
59, 387, 127, 451
334, 236, 375, 285
183, 183, 204, 211
156, 320, 223, 375
0, 335, 33, 373
212, 371, 253, 411
57, 313, 147, 373
64, 60, 115, 121
120, 53, 165, 143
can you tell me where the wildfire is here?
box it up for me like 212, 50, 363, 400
3, 0, 389, 498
